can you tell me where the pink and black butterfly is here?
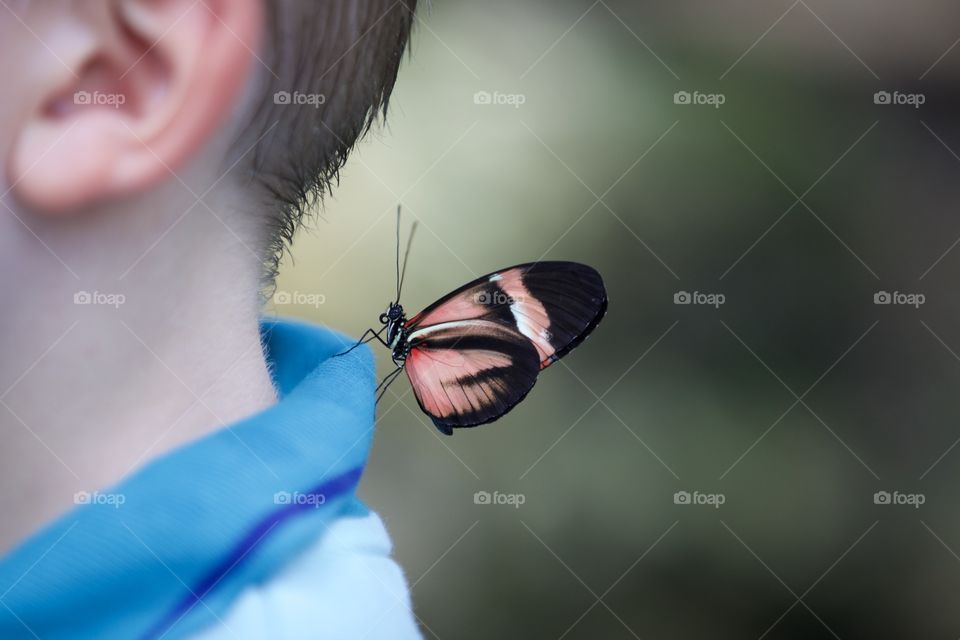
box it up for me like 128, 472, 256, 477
347, 210, 607, 435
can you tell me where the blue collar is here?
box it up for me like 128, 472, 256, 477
0, 319, 375, 639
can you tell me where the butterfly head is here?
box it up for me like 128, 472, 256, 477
379, 302, 406, 349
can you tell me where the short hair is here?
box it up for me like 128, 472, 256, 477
236, 1, 418, 276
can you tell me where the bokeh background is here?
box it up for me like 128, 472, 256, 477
270, 1, 960, 637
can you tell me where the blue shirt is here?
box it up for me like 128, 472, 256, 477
0, 319, 420, 639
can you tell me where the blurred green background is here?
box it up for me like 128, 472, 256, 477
270, 1, 960, 637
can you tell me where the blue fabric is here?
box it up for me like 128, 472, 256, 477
0, 319, 377, 639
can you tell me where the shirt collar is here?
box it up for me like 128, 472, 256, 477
0, 319, 376, 640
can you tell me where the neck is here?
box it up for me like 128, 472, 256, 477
0, 181, 277, 553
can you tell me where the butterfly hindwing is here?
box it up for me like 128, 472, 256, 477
407, 261, 607, 369
404, 320, 540, 432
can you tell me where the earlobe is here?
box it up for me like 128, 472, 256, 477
7, 0, 262, 215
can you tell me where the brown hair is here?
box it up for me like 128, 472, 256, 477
236, 1, 418, 275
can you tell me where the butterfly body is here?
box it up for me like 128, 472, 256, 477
381, 302, 409, 356
370, 262, 607, 436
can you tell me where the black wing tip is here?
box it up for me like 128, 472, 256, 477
431, 414, 494, 434
520, 260, 602, 278
432, 419, 455, 436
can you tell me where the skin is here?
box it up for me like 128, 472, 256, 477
0, 0, 275, 553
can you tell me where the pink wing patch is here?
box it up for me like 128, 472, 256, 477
407, 348, 510, 418
408, 266, 557, 367
410, 293, 488, 327
404, 320, 540, 431
491, 269, 555, 367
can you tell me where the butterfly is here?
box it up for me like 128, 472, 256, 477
345, 209, 607, 435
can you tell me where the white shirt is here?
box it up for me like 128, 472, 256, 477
196, 512, 422, 640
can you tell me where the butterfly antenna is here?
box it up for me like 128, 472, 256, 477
397, 220, 418, 302
394, 205, 402, 302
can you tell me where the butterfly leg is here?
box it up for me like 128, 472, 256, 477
334, 326, 389, 357
375, 366, 405, 404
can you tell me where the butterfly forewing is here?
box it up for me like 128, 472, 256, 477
405, 320, 540, 433
407, 261, 607, 369
402, 261, 607, 431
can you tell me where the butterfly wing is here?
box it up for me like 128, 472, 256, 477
401, 262, 607, 433
404, 320, 541, 434
407, 261, 607, 369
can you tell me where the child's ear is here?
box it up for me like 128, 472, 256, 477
7, 0, 262, 214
